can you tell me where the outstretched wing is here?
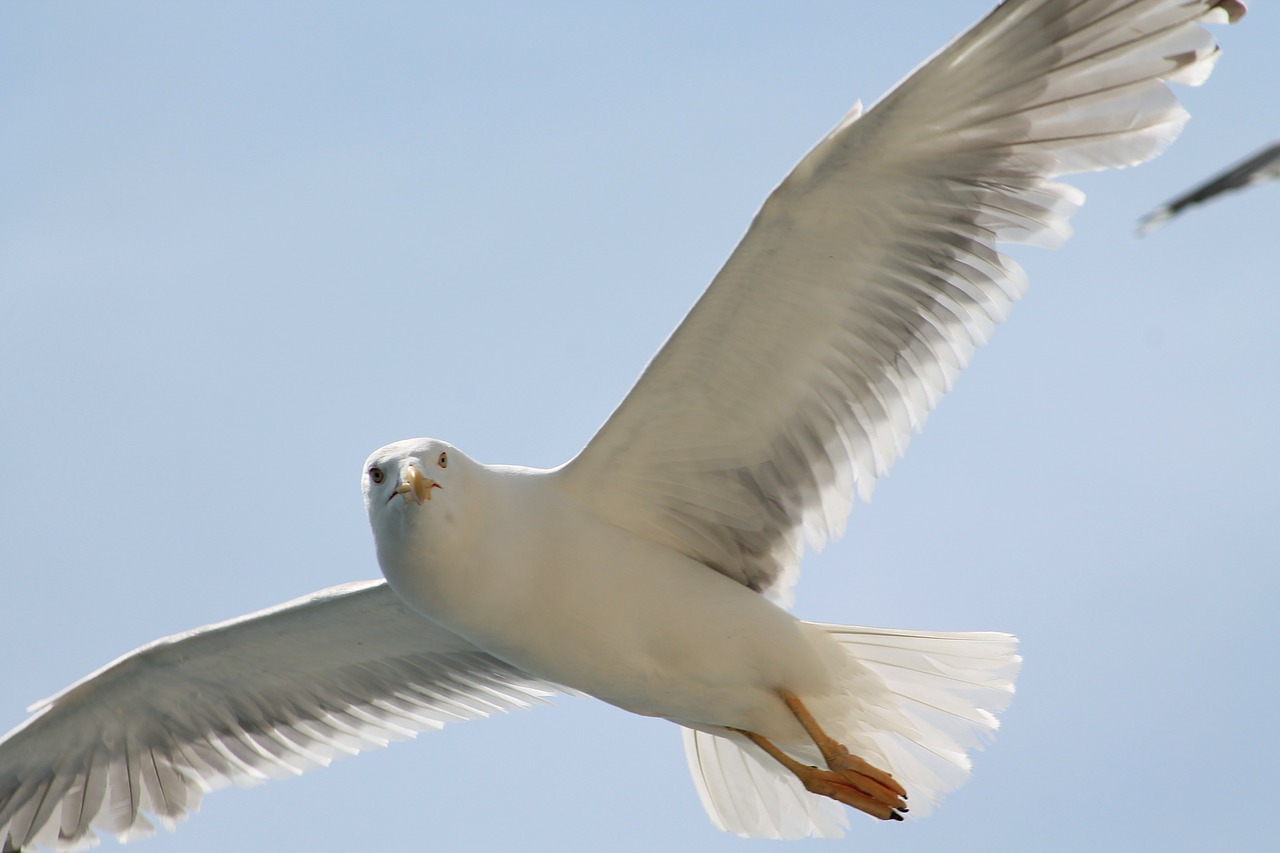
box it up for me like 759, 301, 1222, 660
559, 0, 1243, 602
1138, 137, 1280, 234
0, 581, 555, 852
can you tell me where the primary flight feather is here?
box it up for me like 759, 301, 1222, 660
0, 1, 1244, 849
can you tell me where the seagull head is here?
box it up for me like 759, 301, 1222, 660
363, 436, 474, 569
363, 438, 457, 515
362, 437, 489, 610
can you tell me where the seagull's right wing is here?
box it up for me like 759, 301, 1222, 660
1138, 138, 1280, 234
0, 581, 556, 852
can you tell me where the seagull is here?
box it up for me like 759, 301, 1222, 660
0, 1, 1245, 849
1137, 138, 1280, 234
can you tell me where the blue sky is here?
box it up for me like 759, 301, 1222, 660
2, 3, 1277, 851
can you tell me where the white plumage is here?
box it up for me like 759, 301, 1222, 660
0, 1, 1244, 849
0, 583, 555, 851
683, 627, 1019, 838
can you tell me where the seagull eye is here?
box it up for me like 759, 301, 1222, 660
368, 467, 384, 484
437, 452, 448, 469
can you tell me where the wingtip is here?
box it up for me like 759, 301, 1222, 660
1209, 0, 1247, 25
1135, 209, 1172, 237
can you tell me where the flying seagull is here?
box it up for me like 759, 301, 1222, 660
1137, 137, 1280, 234
0, 1, 1245, 849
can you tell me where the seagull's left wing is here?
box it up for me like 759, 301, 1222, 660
0, 581, 555, 852
560, 0, 1243, 603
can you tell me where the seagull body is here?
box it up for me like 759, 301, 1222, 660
366, 440, 976, 828
369, 440, 842, 743
0, 1, 1246, 849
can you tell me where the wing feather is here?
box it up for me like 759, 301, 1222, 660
559, 0, 1242, 602
0, 581, 556, 852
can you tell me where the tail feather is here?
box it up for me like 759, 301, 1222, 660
824, 624, 1019, 746
682, 624, 1020, 838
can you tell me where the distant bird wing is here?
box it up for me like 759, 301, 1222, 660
1138, 138, 1280, 234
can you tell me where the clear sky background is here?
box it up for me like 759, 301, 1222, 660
2, 3, 1277, 852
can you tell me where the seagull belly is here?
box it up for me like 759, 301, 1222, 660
395, 490, 845, 741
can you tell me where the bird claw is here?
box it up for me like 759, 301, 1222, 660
775, 690, 909, 816
826, 745, 909, 802
731, 693, 910, 822
798, 764, 908, 821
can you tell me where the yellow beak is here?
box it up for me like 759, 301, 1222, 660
393, 465, 440, 505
